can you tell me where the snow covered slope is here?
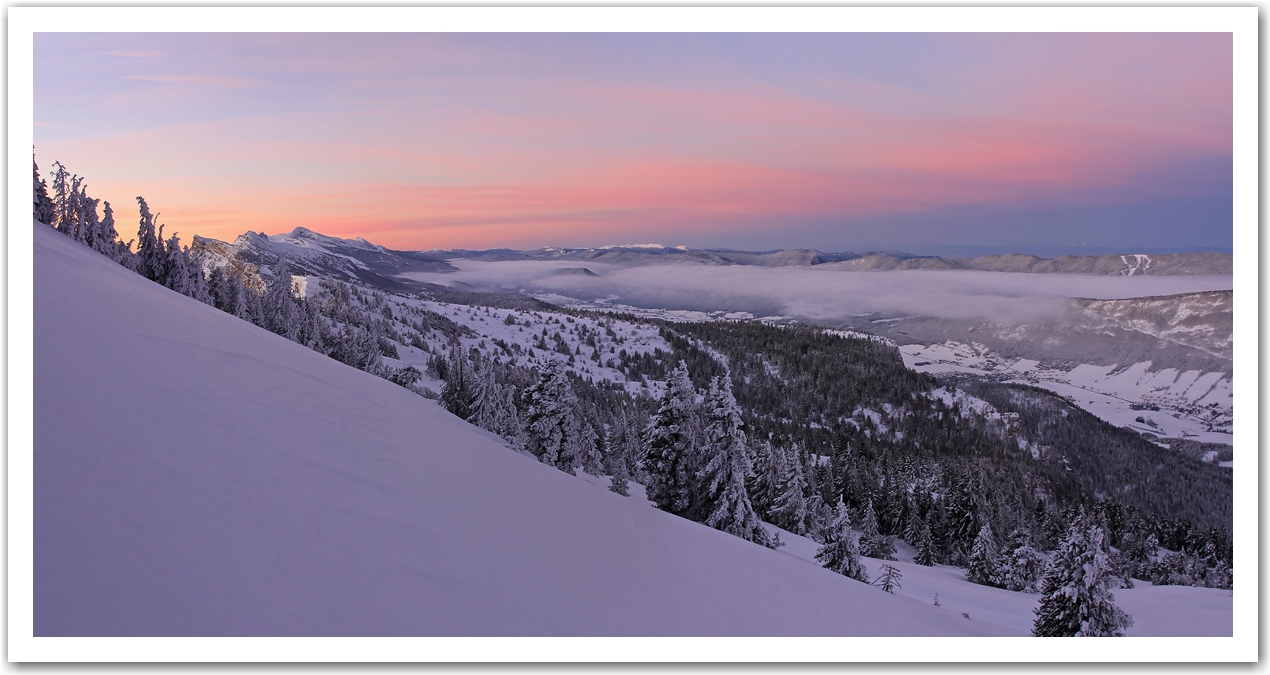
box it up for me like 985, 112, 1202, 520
33, 222, 996, 637
767, 525, 1232, 637
899, 342, 1233, 447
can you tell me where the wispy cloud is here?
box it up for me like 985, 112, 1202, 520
98, 50, 164, 58
36, 33, 1231, 252
124, 74, 261, 89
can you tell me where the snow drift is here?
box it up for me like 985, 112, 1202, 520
32, 222, 999, 636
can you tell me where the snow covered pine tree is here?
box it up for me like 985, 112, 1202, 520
696, 375, 773, 547
643, 361, 698, 516
965, 523, 1000, 587
1033, 520, 1134, 636
999, 527, 1045, 593
815, 498, 869, 583
857, 499, 896, 560
770, 444, 809, 535
521, 359, 582, 474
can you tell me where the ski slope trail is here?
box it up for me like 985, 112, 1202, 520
33, 222, 998, 637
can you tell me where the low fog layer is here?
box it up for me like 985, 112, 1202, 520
401, 262, 1234, 324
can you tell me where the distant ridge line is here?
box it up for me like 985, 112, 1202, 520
198, 226, 1231, 278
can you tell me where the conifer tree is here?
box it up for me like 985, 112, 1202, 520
51, 161, 71, 231
568, 413, 602, 475
229, 270, 252, 321
858, 499, 896, 560
860, 498, 879, 538
262, 260, 303, 341
643, 361, 698, 517
619, 409, 649, 484
440, 344, 475, 420
470, 362, 520, 442
806, 492, 830, 544
903, 495, 924, 544
873, 564, 903, 594
696, 375, 772, 546
601, 450, 627, 495
749, 439, 785, 519
96, 201, 120, 258
298, 294, 326, 351
135, 196, 164, 282
163, 232, 191, 296
999, 527, 1045, 593
771, 446, 809, 535
1033, 521, 1134, 637
602, 413, 631, 482
70, 178, 90, 243
913, 517, 937, 567
33, 155, 55, 225
207, 265, 228, 311
522, 359, 578, 473
815, 498, 869, 583
966, 523, 1000, 586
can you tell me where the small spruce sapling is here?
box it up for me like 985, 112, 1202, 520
873, 564, 902, 594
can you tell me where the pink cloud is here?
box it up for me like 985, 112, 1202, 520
124, 74, 262, 89
98, 50, 164, 58
37, 33, 1230, 251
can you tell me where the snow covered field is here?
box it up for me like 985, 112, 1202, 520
765, 525, 1232, 638
900, 342, 1233, 450
32, 222, 1001, 637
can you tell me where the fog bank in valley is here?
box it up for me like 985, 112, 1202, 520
402, 261, 1233, 325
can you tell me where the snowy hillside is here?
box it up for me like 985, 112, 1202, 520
306, 284, 676, 400
900, 342, 1233, 449
765, 524, 1232, 638
33, 221, 999, 637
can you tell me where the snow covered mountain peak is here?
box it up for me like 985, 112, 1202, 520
191, 227, 455, 293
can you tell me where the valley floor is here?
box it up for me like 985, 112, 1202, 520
899, 342, 1233, 454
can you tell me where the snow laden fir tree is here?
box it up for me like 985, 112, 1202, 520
643, 363, 698, 517
695, 376, 773, 547
521, 359, 599, 476
1033, 519, 1134, 637
965, 523, 999, 587
815, 498, 869, 583
641, 363, 777, 548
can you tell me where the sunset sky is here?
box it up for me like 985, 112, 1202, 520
34, 32, 1232, 254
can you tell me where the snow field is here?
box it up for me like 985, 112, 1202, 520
34, 223, 999, 637
762, 524, 1232, 637
900, 342, 1233, 449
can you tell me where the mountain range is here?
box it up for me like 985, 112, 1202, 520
191, 228, 1232, 297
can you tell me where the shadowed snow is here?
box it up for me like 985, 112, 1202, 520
34, 222, 1000, 637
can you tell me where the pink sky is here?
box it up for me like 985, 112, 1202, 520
34, 33, 1232, 253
